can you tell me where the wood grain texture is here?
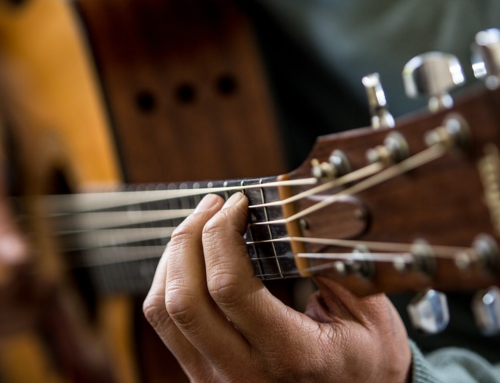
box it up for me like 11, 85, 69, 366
0, 0, 288, 382
0, 0, 133, 382
76, 0, 286, 183
71, 2, 287, 381
288, 85, 500, 295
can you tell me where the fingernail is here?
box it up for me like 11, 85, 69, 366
224, 192, 244, 208
195, 194, 219, 213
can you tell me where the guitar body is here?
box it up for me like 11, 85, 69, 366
0, 0, 285, 381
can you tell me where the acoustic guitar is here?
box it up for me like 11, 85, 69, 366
0, 0, 499, 382
0, 0, 285, 381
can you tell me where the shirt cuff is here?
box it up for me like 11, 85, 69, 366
409, 340, 446, 383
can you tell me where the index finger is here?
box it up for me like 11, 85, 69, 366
202, 193, 318, 350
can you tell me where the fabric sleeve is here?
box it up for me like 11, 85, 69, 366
410, 340, 500, 383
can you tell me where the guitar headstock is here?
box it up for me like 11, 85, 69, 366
280, 29, 500, 334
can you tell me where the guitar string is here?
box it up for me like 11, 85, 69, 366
282, 256, 409, 279
22, 142, 446, 273
57, 145, 445, 250
68, 246, 481, 286
251, 144, 446, 226
34, 161, 383, 233
48, 209, 195, 231
38, 146, 420, 232
34, 144, 460, 277
50, 242, 483, 283
39, 177, 319, 213
273, 253, 415, 279
63, 234, 475, 268
68, 249, 414, 268
248, 162, 383, 208
36, 161, 380, 226
248, 237, 472, 258
297, 252, 414, 262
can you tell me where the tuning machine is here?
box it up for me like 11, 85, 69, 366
472, 28, 500, 89
424, 115, 470, 151
311, 150, 351, 180
472, 286, 500, 335
403, 52, 465, 112
366, 131, 410, 166
407, 289, 449, 334
362, 73, 395, 129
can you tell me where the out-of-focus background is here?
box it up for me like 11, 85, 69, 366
0, 0, 498, 381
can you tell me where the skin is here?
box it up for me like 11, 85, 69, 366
0, 189, 36, 336
144, 193, 412, 382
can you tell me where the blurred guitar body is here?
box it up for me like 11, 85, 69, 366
0, 0, 285, 381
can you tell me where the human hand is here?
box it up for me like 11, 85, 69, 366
0, 194, 37, 336
144, 193, 411, 382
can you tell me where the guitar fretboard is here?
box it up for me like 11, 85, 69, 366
44, 177, 299, 295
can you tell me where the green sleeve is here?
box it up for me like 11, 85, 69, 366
410, 340, 500, 383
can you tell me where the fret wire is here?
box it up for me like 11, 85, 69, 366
87, 214, 106, 291
249, 162, 383, 209
193, 182, 202, 207
246, 179, 280, 278
241, 180, 264, 278
145, 187, 162, 293
40, 177, 316, 213
179, 183, 191, 210
164, 187, 175, 234
43, 148, 454, 288
167, 183, 179, 209
259, 179, 283, 278
105, 198, 121, 293
116, 194, 129, 293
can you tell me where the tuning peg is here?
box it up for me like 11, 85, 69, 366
472, 28, 500, 89
311, 150, 351, 180
362, 73, 395, 129
407, 289, 449, 334
403, 52, 465, 112
472, 286, 500, 335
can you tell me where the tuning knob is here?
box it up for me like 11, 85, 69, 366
472, 286, 500, 335
407, 289, 449, 334
403, 52, 465, 112
362, 73, 395, 129
472, 28, 500, 89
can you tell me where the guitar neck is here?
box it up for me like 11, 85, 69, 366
42, 176, 299, 296
25, 85, 500, 299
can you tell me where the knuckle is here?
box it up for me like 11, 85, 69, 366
167, 227, 199, 259
207, 272, 245, 306
143, 293, 169, 330
202, 214, 226, 241
169, 223, 197, 248
169, 206, 217, 246
165, 288, 198, 327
